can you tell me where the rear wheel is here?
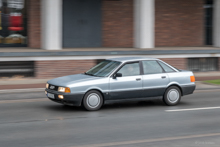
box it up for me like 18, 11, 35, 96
83, 90, 103, 111
163, 86, 181, 106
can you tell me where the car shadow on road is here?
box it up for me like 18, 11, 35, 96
102, 99, 164, 109
44, 104, 84, 112
44, 99, 191, 112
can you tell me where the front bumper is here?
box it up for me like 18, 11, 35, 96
45, 89, 84, 106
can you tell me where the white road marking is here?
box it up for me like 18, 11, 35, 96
166, 106, 220, 112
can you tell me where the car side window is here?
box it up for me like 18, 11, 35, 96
158, 61, 176, 73
142, 60, 164, 74
117, 62, 140, 77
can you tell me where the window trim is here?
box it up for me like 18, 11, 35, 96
111, 61, 142, 78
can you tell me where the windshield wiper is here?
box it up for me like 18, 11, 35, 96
84, 72, 94, 76
84, 72, 103, 77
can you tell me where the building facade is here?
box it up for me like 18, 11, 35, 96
36, 0, 220, 49
1, 0, 220, 49
0, 0, 220, 80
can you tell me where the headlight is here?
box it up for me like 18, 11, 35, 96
58, 87, 65, 92
58, 87, 71, 93
46, 83, 49, 89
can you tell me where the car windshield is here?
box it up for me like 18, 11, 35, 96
85, 60, 121, 77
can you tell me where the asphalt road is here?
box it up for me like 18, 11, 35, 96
0, 90, 220, 147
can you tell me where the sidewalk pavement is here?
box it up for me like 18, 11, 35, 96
0, 78, 220, 92
0, 78, 49, 90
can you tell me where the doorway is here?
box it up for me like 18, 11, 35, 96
63, 0, 102, 48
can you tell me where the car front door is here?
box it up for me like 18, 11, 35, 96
109, 62, 143, 100
141, 60, 170, 97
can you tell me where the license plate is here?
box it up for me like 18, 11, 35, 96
47, 93, 55, 99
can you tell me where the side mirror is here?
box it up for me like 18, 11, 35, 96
113, 73, 122, 79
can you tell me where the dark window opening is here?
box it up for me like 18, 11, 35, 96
0, 0, 27, 47
204, 0, 213, 45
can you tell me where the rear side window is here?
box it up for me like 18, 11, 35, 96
142, 61, 164, 74
158, 61, 176, 73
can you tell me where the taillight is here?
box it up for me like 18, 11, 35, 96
190, 76, 195, 82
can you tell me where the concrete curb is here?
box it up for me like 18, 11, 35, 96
0, 83, 45, 91
201, 81, 220, 86
0, 88, 45, 94
194, 88, 220, 92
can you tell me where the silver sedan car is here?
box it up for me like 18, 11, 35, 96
45, 57, 196, 111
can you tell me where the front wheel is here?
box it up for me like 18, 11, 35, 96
163, 86, 181, 106
83, 90, 103, 111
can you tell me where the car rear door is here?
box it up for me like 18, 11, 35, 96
109, 62, 143, 100
141, 60, 169, 97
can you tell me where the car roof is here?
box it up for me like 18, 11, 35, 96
108, 57, 159, 63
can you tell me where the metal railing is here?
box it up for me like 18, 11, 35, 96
188, 57, 218, 72
0, 61, 34, 77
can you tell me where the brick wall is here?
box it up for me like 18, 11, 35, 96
35, 58, 187, 78
159, 58, 187, 70
28, 0, 41, 48
35, 60, 96, 78
155, 0, 204, 46
102, 0, 133, 47
26, 0, 205, 48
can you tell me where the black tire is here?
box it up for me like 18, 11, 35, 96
83, 90, 103, 111
163, 86, 181, 106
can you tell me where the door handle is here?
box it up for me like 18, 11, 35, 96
136, 78, 141, 81
161, 76, 166, 79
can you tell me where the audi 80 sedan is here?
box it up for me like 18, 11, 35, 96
45, 57, 196, 111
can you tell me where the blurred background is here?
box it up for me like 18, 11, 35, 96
0, 0, 220, 88
1, 1, 220, 146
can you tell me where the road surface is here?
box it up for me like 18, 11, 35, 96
0, 90, 220, 147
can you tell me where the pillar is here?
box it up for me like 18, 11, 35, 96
134, 0, 155, 49
41, 0, 62, 50
214, 0, 220, 47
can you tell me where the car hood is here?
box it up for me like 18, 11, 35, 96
47, 74, 101, 87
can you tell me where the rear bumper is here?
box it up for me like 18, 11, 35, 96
45, 89, 84, 106
181, 84, 196, 96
